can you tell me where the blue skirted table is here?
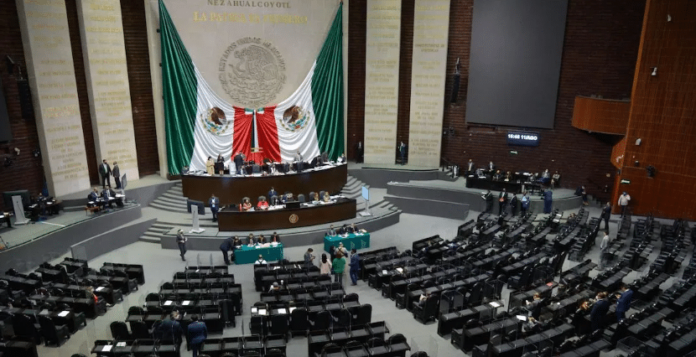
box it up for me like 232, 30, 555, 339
235, 244, 284, 264
324, 233, 371, 253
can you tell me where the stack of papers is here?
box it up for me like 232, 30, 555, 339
116, 342, 127, 347
489, 301, 501, 308
102, 345, 113, 352
96, 287, 104, 292
183, 301, 191, 305
164, 301, 173, 306
277, 308, 287, 314
258, 309, 268, 316
58, 311, 70, 317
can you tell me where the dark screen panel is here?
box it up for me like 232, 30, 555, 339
465, 0, 568, 129
0, 84, 11, 142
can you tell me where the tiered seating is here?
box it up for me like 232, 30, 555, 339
0, 259, 140, 354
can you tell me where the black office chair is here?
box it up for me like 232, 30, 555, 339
249, 315, 267, 336
219, 299, 236, 327
332, 308, 351, 328
12, 313, 42, 344
297, 194, 306, 203
269, 314, 289, 339
145, 293, 160, 302
252, 164, 261, 174
311, 310, 331, 331
110, 321, 131, 340
38, 315, 70, 347
357, 304, 372, 325
130, 320, 151, 339
265, 348, 284, 356
321, 343, 341, 357
388, 334, 409, 352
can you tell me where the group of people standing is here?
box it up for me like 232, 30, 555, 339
482, 189, 531, 216
305, 243, 361, 286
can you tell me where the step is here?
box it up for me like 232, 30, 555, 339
139, 236, 161, 244
143, 231, 163, 239
149, 202, 189, 213
162, 192, 184, 200
157, 196, 187, 205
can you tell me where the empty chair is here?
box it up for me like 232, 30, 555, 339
110, 321, 131, 340
130, 320, 151, 339
12, 313, 42, 344
357, 304, 372, 325
297, 194, 306, 203
265, 349, 284, 356
289, 307, 308, 337
332, 308, 351, 328
310, 310, 331, 331
388, 334, 410, 352
38, 315, 70, 347
128, 306, 144, 316
59, 303, 87, 329
145, 293, 160, 302
269, 314, 289, 338
249, 315, 267, 336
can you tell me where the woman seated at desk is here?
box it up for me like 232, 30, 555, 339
322, 192, 331, 202
247, 234, 256, 246
258, 235, 266, 244
242, 198, 253, 211
271, 232, 281, 243
257, 197, 269, 210
312, 192, 320, 202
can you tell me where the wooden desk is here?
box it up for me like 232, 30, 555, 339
218, 198, 357, 231
182, 163, 348, 205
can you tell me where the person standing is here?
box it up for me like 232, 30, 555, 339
233, 152, 245, 175
521, 192, 530, 216
543, 189, 553, 214
99, 159, 111, 188
466, 159, 475, 176
176, 229, 187, 261
398, 142, 406, 165
615, 283, 633, 322
112, 162, 121, 189
208, 194, 219, 222
304, 248, 315, 268
510, 193, 519, 216
601, 202, 612, 232
156, 312, 183, 350
319, 254, 332, 275
581, 186, 589, 206
618, 192, 631, 216
220, 237, 233, 265
206, 156, 215, 175
590, 292, 610, 332
216, 154, 225, 175
483, 190, 494, 213
349, 249, 360, 286
498, 189, 508, 215
599, 231, 610, 270
332, 252, 346, 286
187, 315, 207, 357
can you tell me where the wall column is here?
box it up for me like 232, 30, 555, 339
16, 0, 91, 196
363, 0, 401, 165
76, 0, 140, 183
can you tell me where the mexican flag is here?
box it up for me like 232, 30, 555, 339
160, 0, 344, 175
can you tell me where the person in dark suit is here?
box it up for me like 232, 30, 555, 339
487, 161, 495, 173
615, 284, 633, 322
216, 154, 225, 175
590, 292, 610, 331
525, 293, 544, 319
112, 162, 121, 189
339, 224, 348, 235
543, 189, 553, 214
102, 186, 116, 208
510, 193, 519, 216
208, 194, 219, 222
326, 224, 337, 236
398, 141, 406, 165
156, 311, 183, 350
220, 237, 233, 265
465, 159, 475, 176
601, 202, 612, 232
498, 189, 508, 215
233, 151, 244, 175
187, 315, 207, 357
268, 187, 277, 200
483, 190, 494, 213
99, 159, 111, 188
271, 232, 281, 243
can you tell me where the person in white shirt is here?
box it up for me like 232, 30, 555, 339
599, 231, 611, 270
618, 192, 631, 217
254, 255, 267, 265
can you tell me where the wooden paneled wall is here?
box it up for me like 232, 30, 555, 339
612, 0, 696, 219
572, 97, 630, 135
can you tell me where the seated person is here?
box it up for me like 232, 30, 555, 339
88, 188, 100, 207
271, 232, 281, 243
268, 282, 282, 293
522, 317, 542, 335
257, 197, 269, 210
327, 224, 337, 236
258, 235, 266, 244
337, 153, 346, 163
242, 198, 253, 211
349, 223, 359, 233
339, 224, 349, 235
282, 192, 294, 203
322, 191, 331, 202
102, 186, 117, 208
525, 293, 543, 319
255, 255, 267, 265
312, 192, 320, 202
247, 234, 256, 246
492, 169, 503, 181
504, 171, 512, 182
418, 291, 432, 306
551, 171, 561, 187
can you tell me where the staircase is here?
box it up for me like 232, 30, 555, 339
149, 183, 199, 214
139, 222, 175, 244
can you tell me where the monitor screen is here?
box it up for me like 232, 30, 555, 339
361, 186, 369, 201
186, 199, 205, 215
